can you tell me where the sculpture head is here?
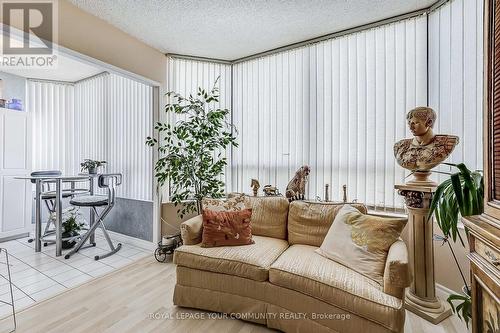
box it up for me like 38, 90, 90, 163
298, 165, 310, 179
406, 107, 436, 137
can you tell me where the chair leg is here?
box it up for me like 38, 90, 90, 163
28, 201, 56, 244
64, 213, 101, 259
65, 207, 121, 260
94, 218, 121, 260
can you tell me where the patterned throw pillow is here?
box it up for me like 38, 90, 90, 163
315, 204, 407, 284
201, 208, 254, 247
202, 194, 249, 212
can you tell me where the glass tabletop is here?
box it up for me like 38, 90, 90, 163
14, 175, 92, 181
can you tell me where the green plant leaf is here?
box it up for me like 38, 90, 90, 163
146, 77, 237, 219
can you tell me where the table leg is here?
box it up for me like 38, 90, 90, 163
55, 179, 62, 257
89, 178, 95, 245
34, 180, 42, 252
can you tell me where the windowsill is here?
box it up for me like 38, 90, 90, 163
367, 210, 407, 218
369, 210, 468, 232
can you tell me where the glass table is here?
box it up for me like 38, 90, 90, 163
15, 175, 92, 257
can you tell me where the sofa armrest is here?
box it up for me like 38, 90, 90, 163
383, 239, 411, 299
180, 215, 203, 245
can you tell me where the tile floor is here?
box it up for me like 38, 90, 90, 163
0, 230, 151, 319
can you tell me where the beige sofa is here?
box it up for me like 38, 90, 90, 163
173, 197, 411, 333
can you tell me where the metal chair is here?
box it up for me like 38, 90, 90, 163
65, 174, 123, 260
28, 170, 79, 245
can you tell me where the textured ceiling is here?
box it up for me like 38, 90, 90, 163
69, 0, 436, 61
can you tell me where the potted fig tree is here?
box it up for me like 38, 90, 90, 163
146, 78, 238, 218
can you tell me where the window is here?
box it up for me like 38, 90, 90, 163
166, 0, 484, 210
29, 73, 154, 201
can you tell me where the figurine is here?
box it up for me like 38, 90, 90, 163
342, 185, 347, 203
285, 165, 310, 201
324, 184, 330, 202
263, 185, 280, 196
251, 179, 260, 197
394, 107, 458, 185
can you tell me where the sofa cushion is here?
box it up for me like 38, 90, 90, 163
247, 196, 289, 239
174, 235, 288, 281
269, 244, 404, 331
228, 194, 289, 239
287, 201, 367, 246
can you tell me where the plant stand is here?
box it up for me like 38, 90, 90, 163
154, 234, 182, 262
395, 183, 452, 324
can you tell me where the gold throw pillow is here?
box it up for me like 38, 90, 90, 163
315, 204, 407, 284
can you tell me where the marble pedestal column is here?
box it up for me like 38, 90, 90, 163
395, 183, 452, 324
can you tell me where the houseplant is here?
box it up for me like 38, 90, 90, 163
428, 162, 484, 328
62, 211, 85, 249
80, 159, 106, 174
146, 78, 238, 218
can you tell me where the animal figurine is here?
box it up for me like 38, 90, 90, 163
286, 165, 310, 201
251, 179, 260, 196
263, 185, 280, 196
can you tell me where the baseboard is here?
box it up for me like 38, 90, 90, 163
25, 225, 155, 252
436, 283, 459, 298
106, 230, 156, 251
0, 231, 30, 243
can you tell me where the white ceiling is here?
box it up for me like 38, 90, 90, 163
69, 0, 436, 61
0, 53, 103, 82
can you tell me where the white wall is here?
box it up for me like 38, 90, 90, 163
0, 72, 31, 239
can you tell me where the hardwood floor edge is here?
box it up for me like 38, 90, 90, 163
0, 256, 153, 321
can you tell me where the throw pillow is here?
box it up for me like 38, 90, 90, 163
201, 208, 254, 247
315, 204, 407, 284
202, 194, 249, 212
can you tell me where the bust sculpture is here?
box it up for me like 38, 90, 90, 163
394, 107, 458, 185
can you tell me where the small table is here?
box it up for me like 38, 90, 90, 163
15, 175, 91, 257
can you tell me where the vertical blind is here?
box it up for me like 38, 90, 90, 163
166, 57, 232, 110
165, 57, 233, 191
29, 81, 76, 174
428, 0, 484, 181
108, 74, 153, 201
163, 0, 484, 210
74, 74, 108, 166
232, 16, 427, 209
29, 73, 154, 201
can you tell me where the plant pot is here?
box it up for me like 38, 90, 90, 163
62, 231, 79, 249
88, 167, 97, 174
62, 240, 75, 249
